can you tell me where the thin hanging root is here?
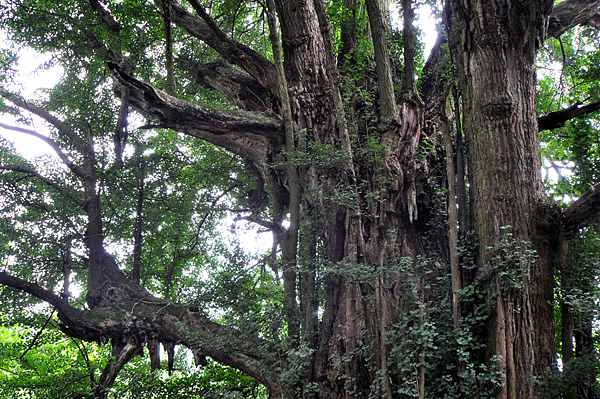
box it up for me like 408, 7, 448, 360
147, 339, 160, 372
408, 181, 418, 223
163, 341, 175, 375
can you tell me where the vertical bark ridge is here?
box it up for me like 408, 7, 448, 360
365, 0, 398, 125
266, 0, 301, 342
442, 95, 462, 329
449, 1, 557, 397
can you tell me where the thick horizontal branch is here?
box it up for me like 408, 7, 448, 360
0, 122, 88, 178
171, 1, 279, 96
108, 62, 282, 162
177, 58, 277, 113
0, 165, 85, 207
0, 269, 277, 388
0, 271, 82, 321
563, 182, 600, 235
1, 208, 284, 389
538, 100, 600, 131
548, 0, 600, 38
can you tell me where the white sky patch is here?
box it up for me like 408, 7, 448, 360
390, 3, 440, 60
11, 51, 62, 98
220, 216, 274, 256
0, 43, 64, 159
537, 61, 563, 80
542, 158, 578, 203
415, 4, 440, 60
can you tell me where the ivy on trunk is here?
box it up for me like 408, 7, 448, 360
1, 0, 600, 398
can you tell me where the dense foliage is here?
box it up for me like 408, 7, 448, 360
0, 0, 599, 398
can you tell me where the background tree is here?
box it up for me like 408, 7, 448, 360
1, 0, 600, 398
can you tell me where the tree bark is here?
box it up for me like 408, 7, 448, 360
132, 156, 145, 286
442, 97, 462, 329
548, 0, 600, 38
266, 0, 301, 342
560, 236, 576, 399
449, 0, 558, 397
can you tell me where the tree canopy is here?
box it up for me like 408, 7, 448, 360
1, 0, 600, 398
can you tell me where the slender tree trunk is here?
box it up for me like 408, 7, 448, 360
453, 88, 468, 235
560, 236, 576, 399
132, 165, 145, 286
575, 299, 598, 398
442, 99, 462, 329
267, 0, 301, 342
62, 235, 72, 299
161, 0, 176, 94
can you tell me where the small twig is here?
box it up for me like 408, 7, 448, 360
152, 303, 172, 321
19, 309, 56, 360
0, 366, 20, 376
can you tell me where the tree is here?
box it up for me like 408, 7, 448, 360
1, 0, 600, 398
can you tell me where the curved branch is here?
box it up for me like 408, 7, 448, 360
0, 271, 81, 320
0, 165, 85, 206
177, 58, 277, 113
0, 89, 90, 161
563, 182, 600, 236
538, 100, 600, 131
0, 122, 88, 178
171, 0, 278, 95
108, 62, 282, 162
548, 0, 600, 39
0, 269, 279, 390
88, 0, 123, 36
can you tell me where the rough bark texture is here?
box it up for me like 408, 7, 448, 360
177, 59, 278, 113
449, 1, 559, 397
547, 0, 600, 38
3, 0, 600, 398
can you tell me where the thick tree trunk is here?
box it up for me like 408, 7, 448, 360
449, 1, 558, 397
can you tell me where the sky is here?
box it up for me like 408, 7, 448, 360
0, 49, 63, 157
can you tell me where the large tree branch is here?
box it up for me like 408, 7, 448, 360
94, 339, 141, 398
548, 0, 600, 38
86, 0, 131, 68
0, 165, 86, 207
563, 183, 600, 236
0, 89, 91, 160
170, 0, 278, 96
0, 272, 82, 322
108, 62, 282, 162
88, 0, 123, 36
177, 58, 277, 113
0, 121, 88, 178
0, 268, 278, 389
538, 100, 600, 131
